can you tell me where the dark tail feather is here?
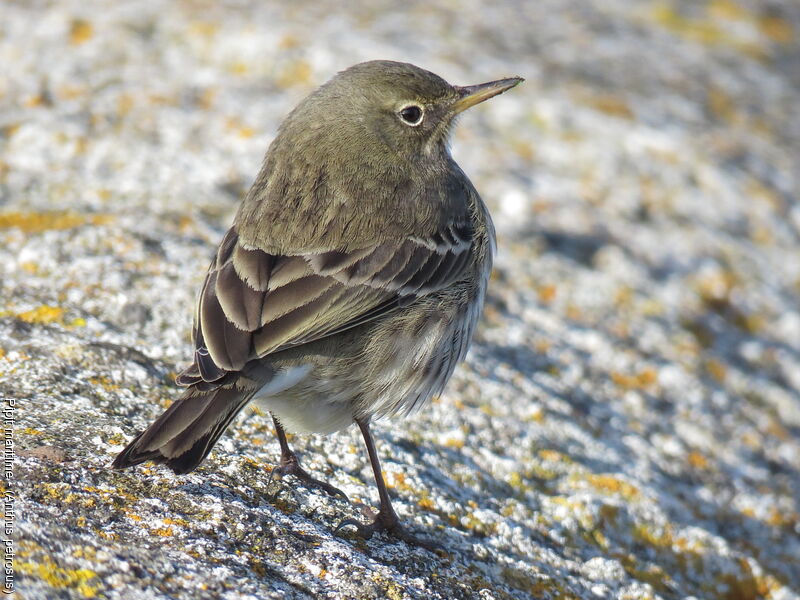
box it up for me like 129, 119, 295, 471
111, 381, 255, 475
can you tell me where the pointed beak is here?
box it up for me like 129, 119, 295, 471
452, 76, 524, 114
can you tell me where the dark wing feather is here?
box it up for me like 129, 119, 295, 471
177, 221, 473, 386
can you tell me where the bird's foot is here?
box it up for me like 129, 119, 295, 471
335, 508, 440, 551
268, 453, 349, 502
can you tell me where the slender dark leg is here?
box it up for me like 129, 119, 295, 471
336, 418, 438, 549
268, 414, 348, 501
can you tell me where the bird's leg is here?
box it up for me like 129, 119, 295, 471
268, 414, 348, 501
336, 418, 439, 550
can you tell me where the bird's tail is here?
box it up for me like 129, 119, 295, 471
111, 378, 257, 475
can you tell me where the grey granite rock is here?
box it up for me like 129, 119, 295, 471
2, 0, 799, 598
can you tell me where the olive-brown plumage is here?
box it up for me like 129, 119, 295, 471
112, 60, 523, 543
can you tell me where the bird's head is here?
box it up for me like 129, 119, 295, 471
278, 60, 523, 165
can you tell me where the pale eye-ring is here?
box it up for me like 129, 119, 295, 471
398, 104, 424, 126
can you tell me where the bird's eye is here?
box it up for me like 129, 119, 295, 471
398, 104, 424, 126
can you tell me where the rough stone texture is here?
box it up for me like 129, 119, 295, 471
3, 0, 799, 598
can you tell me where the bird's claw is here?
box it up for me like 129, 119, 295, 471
335, 511, 441, 551
334, 517, 374, 539
268, 456, 349, 502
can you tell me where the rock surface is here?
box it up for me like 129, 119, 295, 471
3, 0, 800, 598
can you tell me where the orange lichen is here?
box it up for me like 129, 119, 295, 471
0, 211, 112, 233
537, 284, 557, 304
417, 494, 435, 511
687, 451, 710, 469
277, 60, 313, 88
705, 359, 727, 382
538, 449, 570, 463
586, 474, 640, 499
610, 367, 658, 390
759, 15, 794, 43
69, 19, 93, 45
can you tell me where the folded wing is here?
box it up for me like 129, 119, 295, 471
176, 220, 474, 387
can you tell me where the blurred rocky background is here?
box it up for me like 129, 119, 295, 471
2, 0, 799, 598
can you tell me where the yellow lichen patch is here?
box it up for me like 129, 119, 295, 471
277, 60, 313, 89
708, 0, 748, 21
69, 19, 93, 45
716, 558, 784, 600
225, 116, 256, 139
17, 556, 99, 598
106, 432, 126, 446
229, 60, 249, 76
765, 418, 790, 441
15, 305, 64, 325
766, 507, 797, 529
417, 493, 435, 511
20, 261, 39, 274
81, 485, 139, 506
589, 528, 609, 550
384, 581, 404, 600
56, 84, 86, 100
94, 529, 118, 541
508, 471, 526, 491
510, 137, 535, 161
20, 427, 44, 435
640, 298, 665, 316
538, 448, 571, 463
112, 91, 134, 117
584, 94, 634, 120
88, 376, 119, 391
610, 367, 658, 390
647, 2, 763, 57
443, 436, 464, 449
190, 21, 218, 37
707, 87, 737, 124
0, 211, 112, 233
24, 94, 48, 108
614, 286, 634, 307
704, 359, 727, 382
565, 304, 582, 321
745, 177, 784, 210
278, 34, 301, 49
525, 407, 545, 423
196, 87, 217, 110
585, 474, 640, 500
151, 526, 174, 537
502, 566, 560, 596
479, 403, 499, 417
462, 512, 497, 537
618, 553, 673, 593
632, 522, 676, 550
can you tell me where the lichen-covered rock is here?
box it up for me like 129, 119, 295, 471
3, 1, 799, 598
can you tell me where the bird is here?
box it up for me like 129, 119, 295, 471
112, 60, 523, 544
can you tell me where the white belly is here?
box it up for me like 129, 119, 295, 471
251, 365, 355, 434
